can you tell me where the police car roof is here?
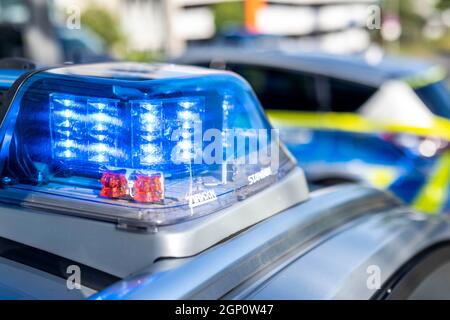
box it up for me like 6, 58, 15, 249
47, 62, 229, 81
177, 46, 440, 88
0, 68, 27, 90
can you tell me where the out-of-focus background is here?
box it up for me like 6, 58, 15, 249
1, 1, 450, 216
0, 0, 449, 66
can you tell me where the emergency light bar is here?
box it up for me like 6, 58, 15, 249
0, 63, 301, 229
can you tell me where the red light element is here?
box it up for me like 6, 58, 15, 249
100, 172, 128, 199
132, 173, 164, 203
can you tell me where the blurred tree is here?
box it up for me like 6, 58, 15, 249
80, 6, 124, 49
430, 0, 450, 53
379, 0, 450, 56
123, 50, 162, 62
77, 5, 166, 62
437, 0, 450, 10
398, 0, 425, 42
212, 1, 245, 32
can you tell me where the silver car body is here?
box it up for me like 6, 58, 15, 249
93, 184, 450, 300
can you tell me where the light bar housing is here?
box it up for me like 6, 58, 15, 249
0, 63, 297, 229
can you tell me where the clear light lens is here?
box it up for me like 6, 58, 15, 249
50, 93, 123, 166
0, 63, 295, 227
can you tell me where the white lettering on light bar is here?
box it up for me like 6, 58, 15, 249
248, 167, 273, 186
186, 190, 218, 208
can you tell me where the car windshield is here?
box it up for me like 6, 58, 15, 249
0, 0, 29, 24
414, 80, 450, 119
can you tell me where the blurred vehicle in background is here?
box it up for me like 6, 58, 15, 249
0, 0, 111, 64
175, 47, 450, 214
5, 62, 450, 300
56, 26, 111, 63
203, 27, 286, 49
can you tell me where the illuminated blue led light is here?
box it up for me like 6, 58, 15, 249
171, 98, 204, 164
0, 63, 296, 227
87, 98, 121, 165
50, 94, 124, 166
50, 95, 206, 169
140, 143, 163, 165
130, 97, 205, 167
131, 100, 163, 166
50, 93, 86, 160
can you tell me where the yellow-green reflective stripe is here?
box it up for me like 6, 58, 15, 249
268, 110, 450, 214
413, 152, 450, 215
267, 111, 450, 141
365, 167, 399, 189
267, 111, 375, 132
402, 66, 448, 89
384, 117, 450, 141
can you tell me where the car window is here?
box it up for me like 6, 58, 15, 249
0, 236, 119, 299
407, 262, 450, 299
0, 0, 29, 24
0, 24, 24, 59
413, 80, 450, 119
378, 244, 450, 300
225, 64, 322, 112
0, 0, 29, 59
205, 62, 377, 114
328, 77, 377, 113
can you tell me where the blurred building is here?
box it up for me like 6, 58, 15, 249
54, 0, 378, 55
251, 0, 378, 54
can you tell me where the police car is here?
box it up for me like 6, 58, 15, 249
175, 47, 450, 215
0, 0, 110, 65
1, 61, 450, 300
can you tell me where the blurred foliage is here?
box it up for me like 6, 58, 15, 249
79, 5, 161, 62
80, 6, 124, 51
398, 0, 426, 42
122, 50, 162, 62
212, 2, 244, 32
437, 34, 450, 49
382, 0, 450, 57
437, 0, 450, 10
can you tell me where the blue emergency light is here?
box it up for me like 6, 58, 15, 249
0, 63, 295, 227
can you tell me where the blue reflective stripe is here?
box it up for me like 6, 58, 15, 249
387, 172, 428, 205
413, 152, 450, 214
444, 185, 450, 214
0, 69, 26, 89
